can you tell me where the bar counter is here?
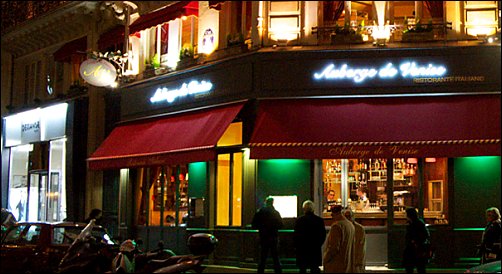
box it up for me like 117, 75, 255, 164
323, 210, 445, 226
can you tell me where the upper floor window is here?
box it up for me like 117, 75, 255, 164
268, 1, 301, 44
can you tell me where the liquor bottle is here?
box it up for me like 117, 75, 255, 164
375, 159, 380, 170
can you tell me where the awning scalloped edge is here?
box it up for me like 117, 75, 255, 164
249, 139, 501, 147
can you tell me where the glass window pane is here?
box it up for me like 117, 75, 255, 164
270, 1, 299, 13
9, 146, 31, 222
232, 153, 243, 226
162, 168, 177, 226
392, 158, 418, 225
178, 165, 189, 226
424, 158, 448, 225
217, 154, 230, 226
322, 159, 342, 217
49, 138, 66, 221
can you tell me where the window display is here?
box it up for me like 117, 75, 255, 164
147, 165, 189, 227
322, 158, 448, 226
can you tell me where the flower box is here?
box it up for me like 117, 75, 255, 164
401, 31, 435, 42
331, 33, 364, 45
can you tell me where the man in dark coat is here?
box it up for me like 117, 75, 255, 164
294, 200, 326, 273
252, 196, 284, 274
403, 207, 430, 274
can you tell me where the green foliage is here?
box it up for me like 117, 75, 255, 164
179, 45, 194, 60
403, 18, 433, 34
151, 53, 160, 68
227, 33, 244, 46
333, 23, 357, 36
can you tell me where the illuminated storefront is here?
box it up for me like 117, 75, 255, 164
3, 103, 68, 222
89, 44, 500, 267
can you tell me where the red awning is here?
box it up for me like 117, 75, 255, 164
88, 102, 244, 170
129, 1, 197, 35
250, 95, 501, 159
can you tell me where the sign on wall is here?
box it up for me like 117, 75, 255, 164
149, 80, 213, 104
4, 103, 68, 147
79, 59, 117, 87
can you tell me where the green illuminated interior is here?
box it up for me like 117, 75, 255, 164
454, 156, 501, 228
257, 159, 311, 217
188, 162, 207, 198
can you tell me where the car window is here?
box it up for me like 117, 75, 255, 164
24, 225, 42, 244
52, 226, 82, 245
2, 225, 27, 244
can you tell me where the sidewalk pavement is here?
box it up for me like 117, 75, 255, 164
202, 265, 468, 273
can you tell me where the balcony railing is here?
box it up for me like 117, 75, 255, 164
1, 1, 69, 34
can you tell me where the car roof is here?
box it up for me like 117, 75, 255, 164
14, 221, 104, 229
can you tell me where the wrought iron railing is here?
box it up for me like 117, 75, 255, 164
1, 1, 69, 34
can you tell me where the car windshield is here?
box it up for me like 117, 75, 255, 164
52, 225, 114, 245
2, 225, 27, 244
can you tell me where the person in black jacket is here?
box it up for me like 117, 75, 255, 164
252, 196, 284, 274
294, 200, 326, 273
480, 207, 501, 263
403, 207, 431, 274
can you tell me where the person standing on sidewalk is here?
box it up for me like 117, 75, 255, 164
323, 204, 355, 273
479, 207, 501, 263
294, 200, 326, 273
344, 207, 366, 273
252, 196, 284, 274
403, 207, 430, 274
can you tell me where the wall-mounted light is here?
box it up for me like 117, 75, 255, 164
406, 158, 418, 164
425, 158, 437, 163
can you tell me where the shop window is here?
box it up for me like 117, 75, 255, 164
216, 152, 243, 226
8, 145, 31, 222
423, 158, 449, 225
322, 157, 449, 226
143, 165, 189, 227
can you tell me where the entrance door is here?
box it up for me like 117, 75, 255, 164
28, 170, 48, 221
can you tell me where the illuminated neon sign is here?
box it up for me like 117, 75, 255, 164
313, 61, 447, 83
150, 80, 213, 104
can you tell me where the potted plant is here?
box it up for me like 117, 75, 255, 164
177, 45, 197, 69
143, 57, 155, 78
331, 23, 364, 44
226, 33, 249, 52
402, 19, 434, 42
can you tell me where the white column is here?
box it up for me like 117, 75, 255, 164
344, 1, 351, 26
415, 1, 423, 22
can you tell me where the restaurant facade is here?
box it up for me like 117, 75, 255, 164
2, 1, 500, 269
88, 44, 501, 268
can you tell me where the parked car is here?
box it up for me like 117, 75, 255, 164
465, 260, 501, 273
1, 208, 17, 238
0, 221, 117, 273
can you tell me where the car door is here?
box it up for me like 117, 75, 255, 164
0, 224, 42, 273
